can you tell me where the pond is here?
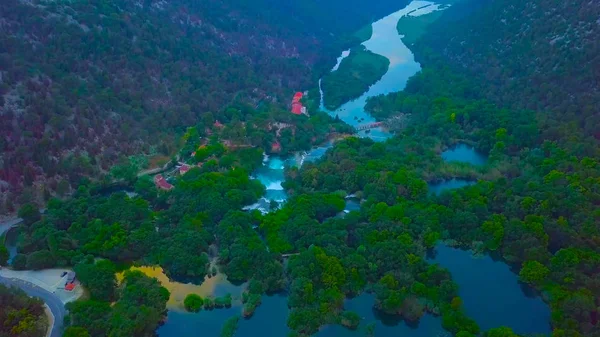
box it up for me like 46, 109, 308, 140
158, 293, 290, 337
116, 266, 246, 311
427, 178, 476, 195
441, 144, 487, 166
316, 293, 448, 337
428, 244, 551, 335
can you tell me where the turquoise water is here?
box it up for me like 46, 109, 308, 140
344, 198, 361, 213
427, 178, 476, 195
428, 244, 551, 335
441, 144, 487, 166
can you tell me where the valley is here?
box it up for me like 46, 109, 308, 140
1, 0, 599, 337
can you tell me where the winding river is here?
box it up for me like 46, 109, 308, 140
155, 1, 551, 335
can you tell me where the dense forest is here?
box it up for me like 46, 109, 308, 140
1, 0, 600, 336
0, 284, 48, 337
0, 0, 408, 212
413, 0, 600, 138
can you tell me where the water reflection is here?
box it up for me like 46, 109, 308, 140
428, 244, 551, 335
441, 144, 487, 166
427, 178, 475, 195
316, 293, 448, 337
116, 266, 246, 311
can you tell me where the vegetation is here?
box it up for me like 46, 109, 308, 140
396, 8, 446, 45
354, 24, 373, 43
0, 284, 47, 337
0, 0, 406, 211
184, 294, 204, 313
321, 46, 390, 110
2, 1, 599, 337
74, 260, 118, 301
220, 316, 240, 337
64, 270, 169, 337
414, 0, 600, 140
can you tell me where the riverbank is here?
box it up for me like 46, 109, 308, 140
321, 46, 390, 110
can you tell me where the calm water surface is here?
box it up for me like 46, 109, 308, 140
316, 293, 448, 337
441, 144, 487, 166
428, 178, 476, 195
429, 244, 551, 335
320, 0, 442, 141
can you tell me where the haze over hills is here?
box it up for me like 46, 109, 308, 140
0, 0, 409, 212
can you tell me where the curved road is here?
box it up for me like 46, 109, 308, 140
0, 276, 65, 337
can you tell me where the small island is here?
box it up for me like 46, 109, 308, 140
321, 45, 390, 110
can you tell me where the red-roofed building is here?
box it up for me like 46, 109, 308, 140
271, 141, 281, 152
154, 174, 174, 191
214, 120, 224, 128
179, 164, 191, 175
292, 92, 303, 103
291, 102, 303, 115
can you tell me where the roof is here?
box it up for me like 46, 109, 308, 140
180, 164, 191, 175
291, 102, 302, 115
153, 174, 174, 190
65, 283, 75, 291
214, 120, 224, 128
292, 92, 303, 104
271, 141, 281, 152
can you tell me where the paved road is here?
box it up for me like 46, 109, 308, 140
0, 276, 65, 337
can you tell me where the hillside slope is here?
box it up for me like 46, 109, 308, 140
0, 0, 408, 212
415, 0, 600, 136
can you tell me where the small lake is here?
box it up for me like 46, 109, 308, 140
441, 144, 487, 166
316, 293, 448, 337
116, 266, 246, 311
427, 178, 475, 195
158, 293, 290, 337
428, 244, 551, 335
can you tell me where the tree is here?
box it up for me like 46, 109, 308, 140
0, 244, 8, 266
184, 294, 204, 312
12, 254, 27, 270
63, 327, 91, 337
340, 311, 360, 329
519, 260, 549, 285
25, 250, 55, 270
74, 260, 117, 301
486, 326, 517, 337
18, 203, 40, 227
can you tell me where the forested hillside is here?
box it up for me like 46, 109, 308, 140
414, 0, 600, 137
0, 0, 408, 213
360, 1, 600, 336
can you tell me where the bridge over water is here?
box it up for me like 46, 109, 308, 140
354, 115, 408, 132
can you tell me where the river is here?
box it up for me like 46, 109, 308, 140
157, 1, 552, 336
251, 0, 443, 213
